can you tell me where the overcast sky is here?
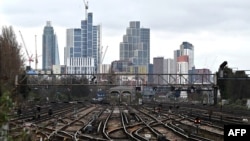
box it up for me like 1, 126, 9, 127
1, 0, 250, 73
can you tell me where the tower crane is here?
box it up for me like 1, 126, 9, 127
83, 0, 88, 20
19, 30, 34, 67
101, 45, 108, 64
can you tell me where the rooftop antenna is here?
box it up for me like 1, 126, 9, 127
83, 0, 88, 20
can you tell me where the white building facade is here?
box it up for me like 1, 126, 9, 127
66, 57, 95, 75
177, 55, 189, 84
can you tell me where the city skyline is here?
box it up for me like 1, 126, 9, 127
1, 0, 250, 73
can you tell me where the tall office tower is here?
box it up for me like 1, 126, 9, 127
177, 55, 189, 84
64, 12, 101, 74
164, 58, 174, 83
120, 21, 150, 68
173, 49, 181, 72
153, 57, 164, 84
81, 13, 101, 71
173, 50, 181, 83
42, 21, 60, 70
153, 57, 174, 84
64, 28, 95, 74
180, 41, 194, 70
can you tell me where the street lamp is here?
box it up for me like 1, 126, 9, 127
219, 61, 227, 78
218, 61, 227, 120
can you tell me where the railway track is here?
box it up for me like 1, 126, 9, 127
8, 102, 237, 140
140, 105, 224, 141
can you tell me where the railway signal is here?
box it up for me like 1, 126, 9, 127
194, 117, 201, 124
194, 117, 201, 134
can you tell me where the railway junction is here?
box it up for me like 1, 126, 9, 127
7, 64, 250, 140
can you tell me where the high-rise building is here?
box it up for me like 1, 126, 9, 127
153, 57, 164, 84
81, 13, 101, 69
164, 58, 174, 83
153, 57, 174, 84
173, 49, 181, 74
64, 12, 101, 74
173, 42, 194, 73
119, 21, 150, 84
177, 55, 189, 84
172, 42, 194, 84
180, 41, 194, 70
120, 21, 150, 68
42, 21, 60, 70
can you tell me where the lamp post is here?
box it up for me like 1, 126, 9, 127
219, 61, 227, 78
218, 61, 227, 120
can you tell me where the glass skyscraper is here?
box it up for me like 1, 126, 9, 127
42, 21, 60, 70
120, 21, 150, 70
64, 13, 101, 74
180, 41, 194, 70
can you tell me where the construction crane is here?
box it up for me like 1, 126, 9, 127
83, 0, 88, 19
19, 30, 34, 67
101, 45, 108, 64
34, 35, 42, 70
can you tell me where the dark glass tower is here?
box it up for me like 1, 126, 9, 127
42, 21, 60, 70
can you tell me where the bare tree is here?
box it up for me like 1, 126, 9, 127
0, 26, 24, 98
